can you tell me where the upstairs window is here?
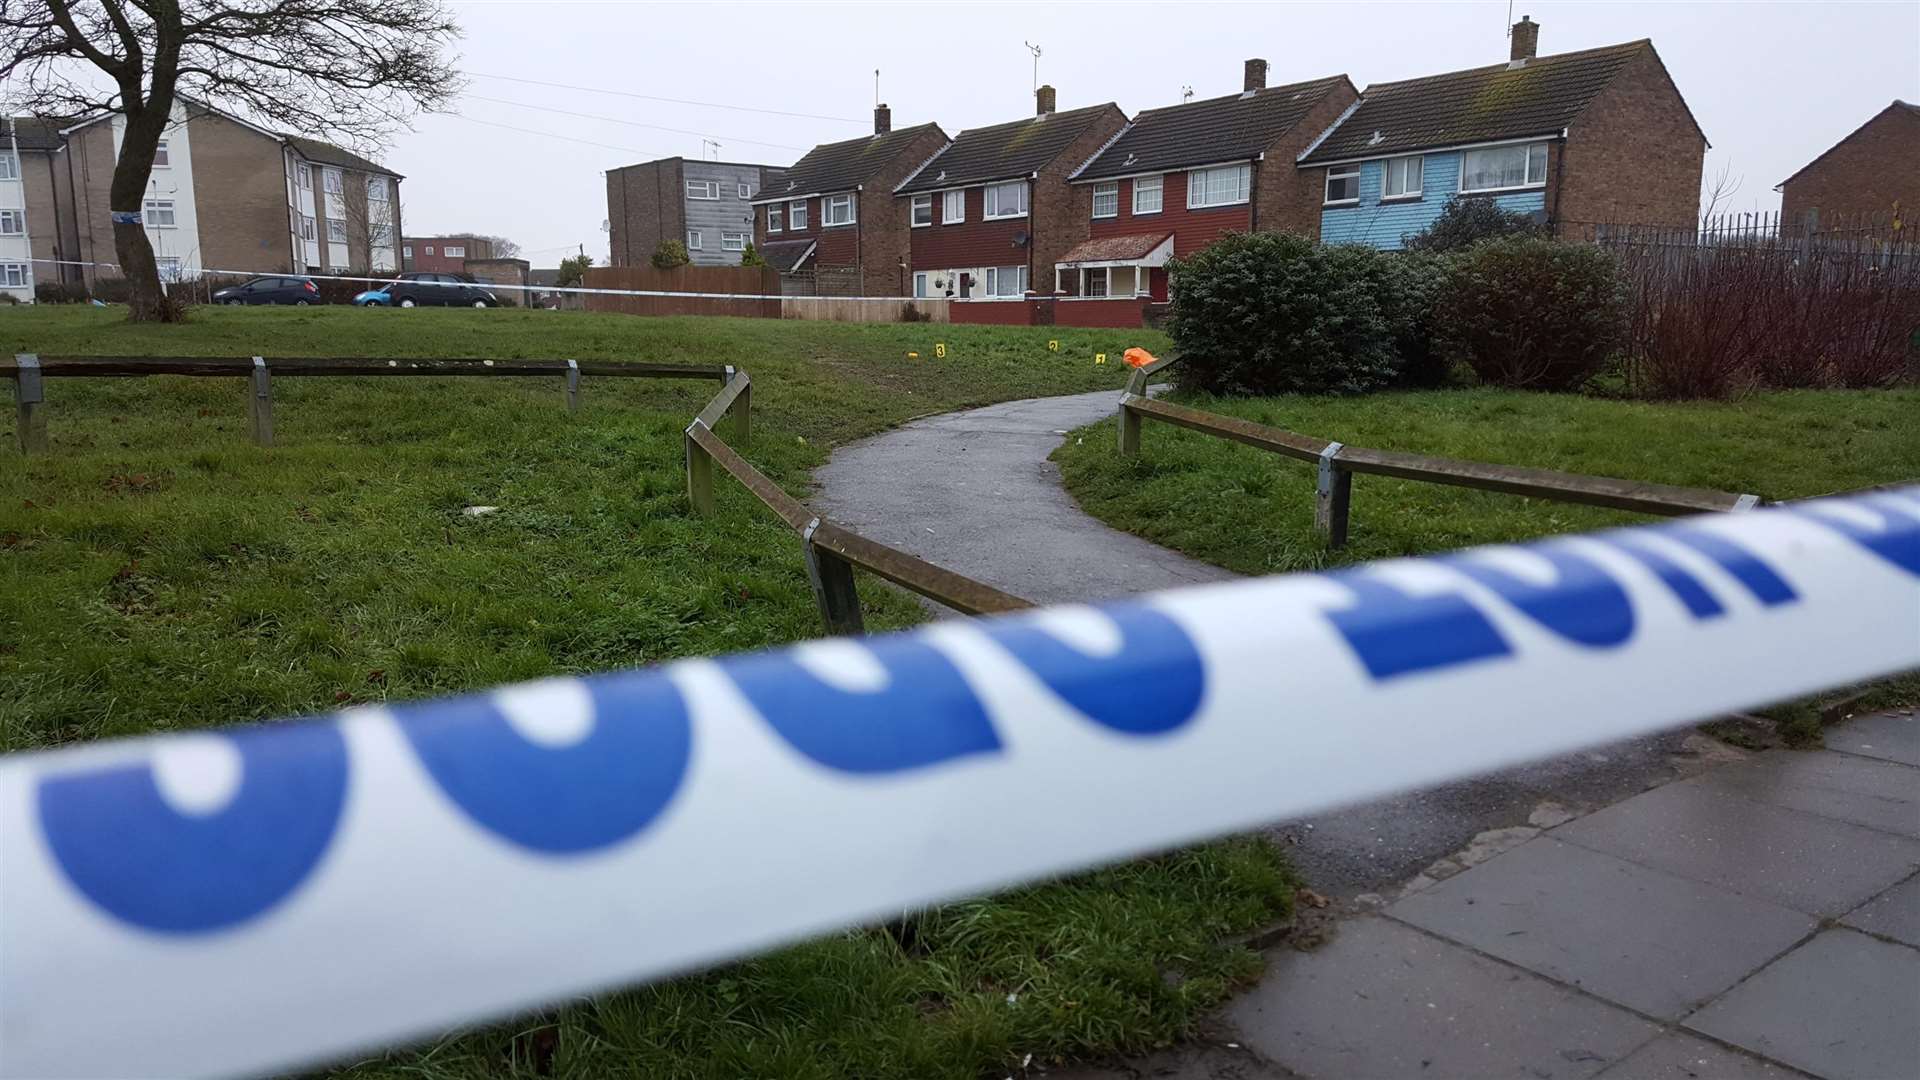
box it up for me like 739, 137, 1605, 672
686, 179, 721, 200
0, 152, 18, 179
1091, 181, 1118, 219
983, 180, 1028, 219
722, 231, 747, 251
823, 193, 855, 226
686, 230, 702, 250
402, 244, 413, 259
323, 168, 343, 194
1133, 175, 1163, 214
1324, 165, 1360, 205
1187, 163, 1250, 208
367, 176, 388, 201
738, 182, 752, 199
1460, 142, 1548, 192
444, 244, 465, 258
788, 199, 808, 229
941, 189, 964, 224
300, 215, 317, 241
152, 141, 169, 168
1, 263, 26, 287
142, 200, 175, 227
297, 166, 312, 190
1383, 156, 1424, 199
767, 204, 783, 233
910, 193, 932, 227
327, 218, 348, 242
0, 209, 22, 234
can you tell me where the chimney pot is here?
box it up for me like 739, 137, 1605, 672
1510, 15, 1539, 62
1244, 58, 1268, 92
874, 103, 891, 135
1036, 84, 1057, 116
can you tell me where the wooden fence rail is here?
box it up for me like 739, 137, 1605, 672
684, 369, 1033, 631
3, 354, 735, 454
1117, 357, 1760, 548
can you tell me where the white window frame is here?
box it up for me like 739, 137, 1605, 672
151, 141, 169, 169
1091, 181, 1119, 219
721, 231, 747, 251
984, 264, 1028, 298
686, 230, 702, 250
1187, 163, 1251, 209
300, 215, 317, 241
402, 244, 413, 259
910, 193, 933, 228
1083, 266, 1109, 298
424, 244, 435, 255
141, 200, 176, 228
822, 193, 856, 227
1459, 142, 1550, 194
1, 263, 26, 287
1382, 155, 1424, 200
1324, 165, 1361, 206
767, 204, 783, 233
366, 176, 388, 201
941, 189, 965, 224
982, 180, 1028, 220
0, 153, 16, 180
738, 182, 752, 199
0, 209, 22, 235
443, 244, 466, 259
686, 179, 721, 201
322, 168, 343, 194
326, 217, 348, 242
1132, 175, 1163, 215
788, 199, 808, 230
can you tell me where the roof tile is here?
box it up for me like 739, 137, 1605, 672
898, 104, 1122, 194
1075, 76, 1350, 181
762, 123, 942, 200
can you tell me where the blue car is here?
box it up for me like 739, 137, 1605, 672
354, 271, 499, 308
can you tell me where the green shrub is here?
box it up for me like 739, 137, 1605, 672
1371, 251, 1455, 387
650, 239, 690, 270
556, 253, 593, 287
738, 242, 767, 268
1167, 232, 1403, 395
1403, 197, 1549, 252
34, 281, 87, 304
1434, 237, 1626, 391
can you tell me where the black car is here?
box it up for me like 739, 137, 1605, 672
365, 272, 501, 308
212, 275, 321, 305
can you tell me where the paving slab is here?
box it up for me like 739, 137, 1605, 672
1690, 750, 1920, 839
1685, 929, 1920, 1080
1823, 709, 1918, 767
1224, 916, 1656, 1079
1593, 1032, 1811, 1079
1554, 779, 1920, 916
1842, 871, 1920, 948
1047, 1038, 1299, 1079
1390, 838, 1815, 1019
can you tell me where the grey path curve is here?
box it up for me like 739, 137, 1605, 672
811, 388, 1699, 896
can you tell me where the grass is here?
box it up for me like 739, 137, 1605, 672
1, 306, 1307, 1080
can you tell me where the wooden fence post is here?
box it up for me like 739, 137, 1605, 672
1315, 441, 1351, 549
12, 353, 45, 455
249, 356, 273, 447
728, 369, 750, 444
685, 421, 715, 515
802, 518, 865, 635
565, 359, 581, 413
1117, 397, 1141, 455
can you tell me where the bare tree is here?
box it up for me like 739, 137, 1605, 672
0, 1, 460, 321
1699, 159, 1742, 225
477, 234, 519, 259
340, 174, 401, 273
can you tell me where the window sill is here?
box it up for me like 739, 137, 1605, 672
1186, 200, 1250, 211
1090, 213, 1118, 221
982, 213, 1029, 222
1132, 208, 1163, 216
911, 222, 931, 229
1322, 199, 1360, 208
1458, 182, 1547, 196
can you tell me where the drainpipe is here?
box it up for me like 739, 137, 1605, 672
1249, 153, 1262, 233
44, 148, 65, 282
1550, 128, 1569, 233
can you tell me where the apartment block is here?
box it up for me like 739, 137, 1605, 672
606, 157, 785, 267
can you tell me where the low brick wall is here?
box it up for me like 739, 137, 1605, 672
949, 300, 1033, 325
950, 295, 1151, 328
1055, 297, 1153, 328
783, 297, 949, 323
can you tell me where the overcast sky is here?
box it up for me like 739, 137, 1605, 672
389, 1, 1920, 265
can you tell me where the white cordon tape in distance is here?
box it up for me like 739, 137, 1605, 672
25, 256, 911, 303
3, 489, 1918, 1079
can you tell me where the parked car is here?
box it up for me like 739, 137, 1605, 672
353, 272, 500, 308
212, 275, 321, 305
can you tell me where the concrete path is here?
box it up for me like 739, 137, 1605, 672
1059, 709, 1920, 1080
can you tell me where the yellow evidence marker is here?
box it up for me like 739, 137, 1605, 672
935, 343, 947, 358
1048, 340, 1060, 352
1095, 353, 1108, 365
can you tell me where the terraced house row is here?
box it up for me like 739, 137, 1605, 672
599, 17, 1709, 322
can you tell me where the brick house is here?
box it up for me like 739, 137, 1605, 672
1062, 61, 1358, 301
403, 234, 495, 274
9, 98, 402, 291
893, 88, 1126, 305
751, 107, 946, 296
1298, 18, 1707, 248
1776, 101, 1920, 229
605, 157, 786, 268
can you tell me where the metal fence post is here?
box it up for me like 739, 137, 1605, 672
249, 356, 273, 447
685, 421, 715, 515
12, 353, 45, 455
1117, 396, 1141, 456
1315, 441, 1351, 549
565, 359, 581, 413
801, 518, 865, 636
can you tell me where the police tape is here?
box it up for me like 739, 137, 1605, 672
23, 256, 918, 303
2, 489, 1917, 1079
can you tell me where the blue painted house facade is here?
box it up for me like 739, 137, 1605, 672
1298, 17, 1707, 248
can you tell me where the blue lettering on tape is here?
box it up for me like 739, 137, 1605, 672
1444, 545, 1636, 648
1325, 573, 1513, 680
394, 671, 691, 855
1657, 527, 1797, 606
1600, 536, 1727, 619
980, 606, 1204, 736
37, 723, 348, 933
722, 637, 999, 774
1787, 495, 1920, 576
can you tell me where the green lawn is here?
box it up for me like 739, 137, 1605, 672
2, 307, 1305, 1080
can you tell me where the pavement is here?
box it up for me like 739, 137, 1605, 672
1057, 709, 1920, 1080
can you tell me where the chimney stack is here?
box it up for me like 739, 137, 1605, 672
1510, 15, 1539, 62
1036, 84, 1057, 116
874, 103, 891, 135
1244, 58, 1269, 92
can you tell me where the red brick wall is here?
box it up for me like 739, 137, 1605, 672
909, 186, 1026, 270
949, 298, 1033, 324
1555, 47, 1706, 229
1780, 105, 1920, 227
1055, 297, 1149, 328
605, 159, 684, 267
1032, 105, 1130, 293
856, 126, 948, 295
759, 195, 818, 247
1085, 171, 1250, 257
1257, 81, 1359, 236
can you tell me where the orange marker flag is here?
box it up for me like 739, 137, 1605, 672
1123, 347, 1158, 369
